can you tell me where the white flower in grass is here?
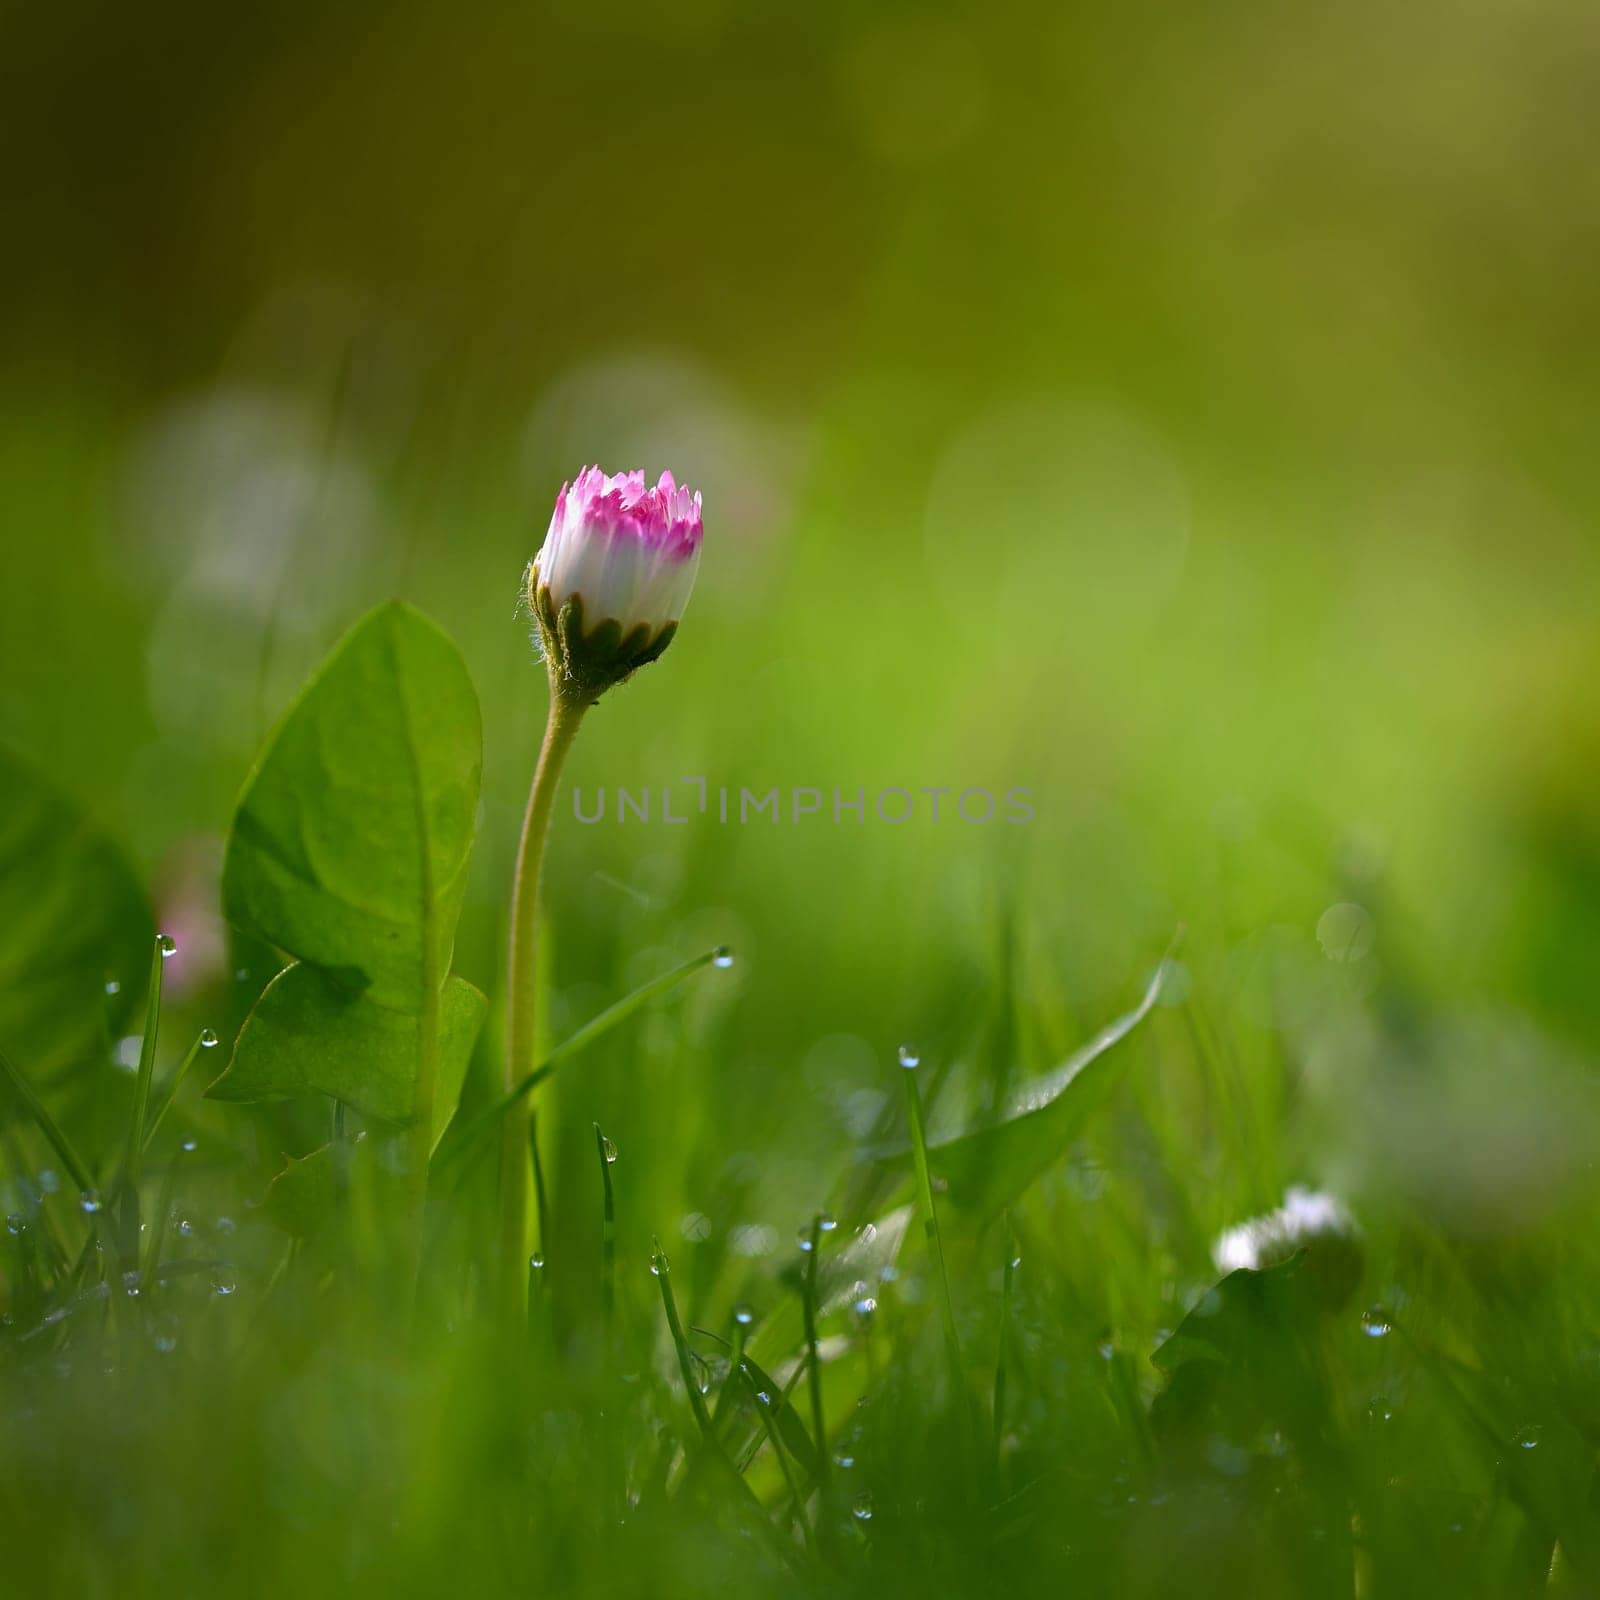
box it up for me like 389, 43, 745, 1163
528, 466, 703, 700
1212, 1187, 1362, 1308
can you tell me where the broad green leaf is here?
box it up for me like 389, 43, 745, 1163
261, 1141, 345, 1238
0, 744, 152, 1082
871, 955, 1173, 1219
208, 961, 484, 1147
212, 602, 483, 1132
221, 601, 481, 1012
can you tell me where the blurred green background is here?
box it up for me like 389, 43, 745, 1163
2, 1, 1599, 1589
5, 0, 1596, 1070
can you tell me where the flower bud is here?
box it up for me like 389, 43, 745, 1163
527, 466, 703, 701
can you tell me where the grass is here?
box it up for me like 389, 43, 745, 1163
2, 242, 1597, 1597
3, 874, 1597, 1597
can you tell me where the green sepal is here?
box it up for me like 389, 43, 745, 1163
532, 584, 679, 704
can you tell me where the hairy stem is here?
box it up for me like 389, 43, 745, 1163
497, 682, 587, 1321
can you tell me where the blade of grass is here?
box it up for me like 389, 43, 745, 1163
436, 946, 728, 1173
0, 1042, 95, 1197
652, 1240, 801, 1571
124, 935, 167, 1190
801, 1214, 831, 1493
594, 1123, 618, 1523
902, 1050, 976, 1484
142, 1029, 210, 1153
992, 1216, 1018, 1483
743, 1353, 819, 1559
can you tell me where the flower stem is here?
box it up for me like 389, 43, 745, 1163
498, 680, 587, 1322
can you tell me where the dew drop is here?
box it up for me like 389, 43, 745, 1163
79, 1190, 102, 1215
121, 1269, 142, 1298
601, 1136, 618, 1164
37, 1168, 59, 1194
212, 1271, 237, 1297
180, 1139, 198, 1154
712, 946, 734, 969
1361, 1307, 1392, 1339
157, 934, 178, 958
529, 1253, 545, 1271
1515, 1426, 1541, 1451
817, 1213, 837, 1234
152, 1332, 178, 1354
833, 1451, 856, 1470
5, 1214, 24, 1236
797, 1228, 814, 1252
897, 1044, 920, 1070
649, 1246, 670, 1277
104, 979, 121, 997
733, 1303, 755, 1327
853, 1295, 878, 1318
851, 1493, 874, 1522
1366, 1399, 1394, 1424
215, 1216, 235, 1234
199, 1029, 219, 1049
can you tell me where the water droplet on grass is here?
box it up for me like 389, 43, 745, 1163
712, 946, 734, 969
215, 1216, 235, 1234
897, 1044, 920, 1070
199, 1028, 219, 1048
37, 1168, 59, 1194
1366, 1399, 1394, 1424
853, 1295, 878, 1318
122, 1270, 141, 1297
529, 1253, 545, 1271
733, 1304, 755, 1327
180, 1139, 198, 1154
1361, 1308, 1392, 1338
649, 1246, 670, 1276
1515, 1426, 1541, 1450
833, 1451, 856, 1469
601, 1136, 618, 1164
818, 1213, 837, 1233
5, 1214, 23, 1235
851, 1493, 874, 1521
157, 934, 177, 958
797, 1229, 814, 1252
212, 1271, 237, 1297
104, 980, 121, 996
79, 1191, 102, 1215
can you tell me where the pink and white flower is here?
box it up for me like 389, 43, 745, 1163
537, 467, 702, 629
528, 467, 703, 698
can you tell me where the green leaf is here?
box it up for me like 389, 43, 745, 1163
0, 744, 153, 1083
221, 601, 482, 1012
261, 1141, 345, 1239
874, 952, 1174, 1219
208, 962, 485, 1147
211, 602, 483, 1134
